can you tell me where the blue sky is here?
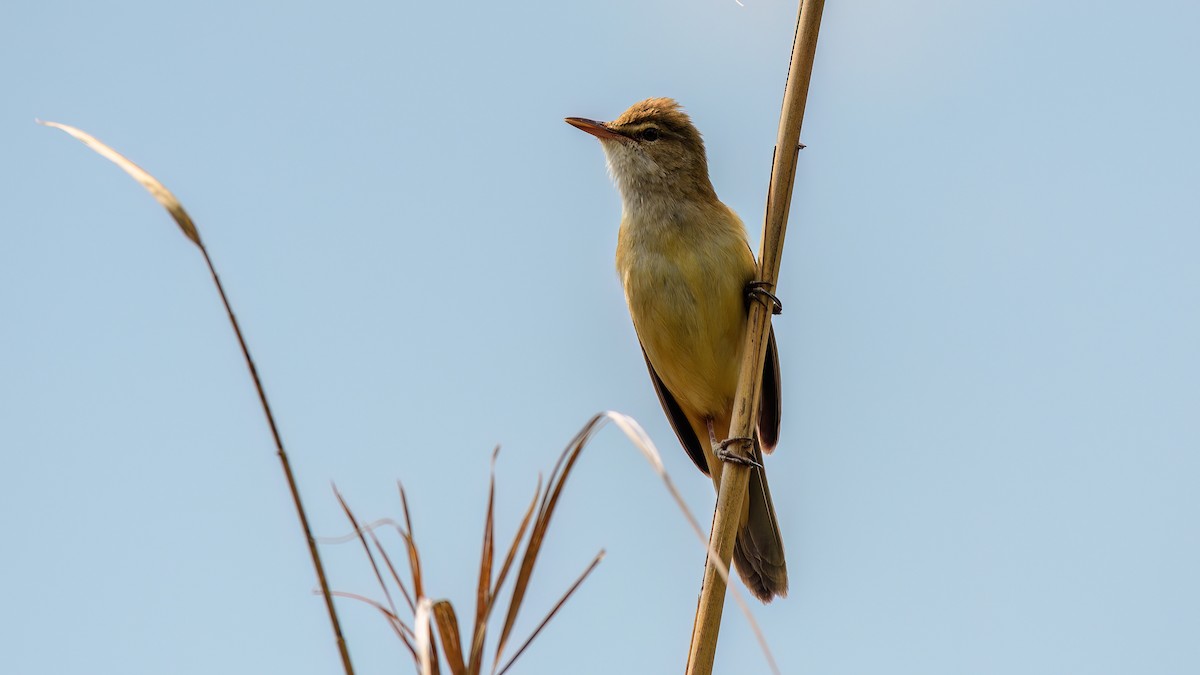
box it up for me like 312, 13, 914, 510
3, 1, 1199, 673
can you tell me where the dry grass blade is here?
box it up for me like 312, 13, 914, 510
490, 477, 541, 603
335, 487, 400, 620
494, 550, 606, 675
468, 449, 500, 675
603, 411, 780, 673
37, 121, 201, 246
433, 601, 468, 675
40, 120, 354, 674
315, 517, 399, 544
398, 483, 427, 600
493, 416, 601, 667
470, 475, 542, 672
318, 517, 417, 615
330, 591, 416, 659
371, 528, 417, 616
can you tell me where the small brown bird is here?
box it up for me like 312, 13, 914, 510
566, 98, 787, 602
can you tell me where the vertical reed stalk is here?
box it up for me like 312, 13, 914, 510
684, 1, 825, 672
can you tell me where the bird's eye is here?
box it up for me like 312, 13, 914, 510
640, 128, 661, 142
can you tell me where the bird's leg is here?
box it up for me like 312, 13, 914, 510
746, 280, 783, 315
708, 418, 761, 468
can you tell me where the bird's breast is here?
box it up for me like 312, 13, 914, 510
615, 205, 756, 418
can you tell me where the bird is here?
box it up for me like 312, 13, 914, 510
566, 98, 787, 602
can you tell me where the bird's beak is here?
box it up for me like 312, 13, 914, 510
565, 117, 623, 141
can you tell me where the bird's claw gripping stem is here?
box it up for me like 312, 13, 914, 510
716, 437, 761, 468
746, 281, 783, 315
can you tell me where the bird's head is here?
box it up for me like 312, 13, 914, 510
566, 98, 717, 209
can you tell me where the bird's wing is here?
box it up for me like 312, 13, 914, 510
740, 241, 782, 453
758, 326, 782, 453
641, 347, 710, 475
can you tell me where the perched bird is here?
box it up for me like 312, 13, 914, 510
566, 98, 787, 602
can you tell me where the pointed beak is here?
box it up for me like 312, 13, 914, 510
565, 117, 623, 141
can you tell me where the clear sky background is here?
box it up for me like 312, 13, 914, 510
3, 1, 1198, 673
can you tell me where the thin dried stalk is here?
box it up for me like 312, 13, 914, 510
398, 484, 428, 600
492, 423, 594, 667
494, 549, 605, 675
335, 487, 400, 621
491, 479, 543, 604
467, 449, 500, 675
373, 528, 418, 616
39, 120, 355, 675
330, 591, 416, 658
685, 1, 826, 674
601, 412, 779, 672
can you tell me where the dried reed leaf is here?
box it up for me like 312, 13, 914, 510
494, 550, 605, 675
490, 477, 541, 603
493, 417, 598, 667
315, 517, 400, 544
398, 483, 426, 600
318, 517, 418, 615
470, 475, 542, 672
330, 591, 416, 658
334, 487, 399, 619
372, 529, 417, 616
433, 600, 468, 675
468, 448, 499, 675
601, 411, 779, 675
38, 120, 202, 247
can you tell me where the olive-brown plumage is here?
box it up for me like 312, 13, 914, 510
567, 98, 787, 602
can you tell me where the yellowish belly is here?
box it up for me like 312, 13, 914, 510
617, 222, 754, 419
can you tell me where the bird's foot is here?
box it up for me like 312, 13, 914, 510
746, 281, 783, 315
716, 437, 761, 468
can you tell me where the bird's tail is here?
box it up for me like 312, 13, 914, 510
732, 446, 788, 603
